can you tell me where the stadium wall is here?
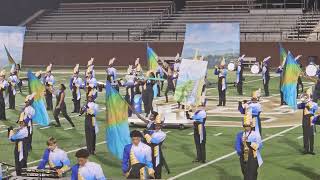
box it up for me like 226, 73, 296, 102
22, 42, 320, 68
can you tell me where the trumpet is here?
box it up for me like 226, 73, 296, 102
299, 93, 310, 103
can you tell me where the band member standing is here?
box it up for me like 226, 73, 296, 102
142, 71, 156, 117
186, 107, 207, 163
143, 115, 168, 178
35, 70, 43, 81
236, 55, 245, 95
80, 90, 99, 155
37, 137, 71, 176
156, 64, 164, 97
215, 58, 227, 106
162, 63, 175, 103
235, 115, 263, 180
86, 58, 95, 78
71, 149, 106, 180
21, 94, 36, 151
238, 90, 262, 135
54, 84, 75, 128
0, 70, 8, 120
44, 64, 55, 110
8, 119, 29, 176
15, 64, 22, 93
85, 66, 97, 101
276, 66, 285, 105
262, 56, 271, 97
8, 65, 18, 109
106, 57, 118, 91
298, 89, 318, 155
70, 64, 82, 113
122, 130, 154, 179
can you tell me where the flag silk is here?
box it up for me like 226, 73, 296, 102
278, 43, 287, 66
147, 45, 159, 72
27, 71, 50, 126
4, 44, 16, 65
105, 81, 131, 160
281, 52, 302, 110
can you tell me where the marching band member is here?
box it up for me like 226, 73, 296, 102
122, 130, 154, 179
173, 53, 181, 87
214, 58, 227, 106
0, 70, 8, 120
298, 88, 318, 155
21, 94, 36, 151
8, 118, 29, 175
143, 114, 168, 178
80, 90, 99, 155
134, 58, 143, 76
262, 56, 271, 97
142, 71, 156, 117
162, 62, 175, 103
70, 64, 82, 113
8, 65, 18, 109
186, 106, 207, 163
235, 113, 263, 180
156, 64, 164, 97
106, 57, 118, 91
276, 65, 285, 105
295, 56, 303, 98
238, 89, 262, 135
37, 137, 71, 176
236, 55, 245, 95
86, 57, 95, 78
15, 64, 22, 93
85, 66, 97, 101
71, 149, 106, 180
53, 84, 75, 128
44, 64, 55, 110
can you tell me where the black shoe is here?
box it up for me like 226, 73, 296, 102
55, 124, 61, 127
309, 152, 316, 155
192, 159, 200, 163
302, 150, 308, 154
217, 104, 222, 106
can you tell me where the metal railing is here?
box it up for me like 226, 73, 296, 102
24, 29, 320, 42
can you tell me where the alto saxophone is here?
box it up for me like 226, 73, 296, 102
243, 135, 249, 162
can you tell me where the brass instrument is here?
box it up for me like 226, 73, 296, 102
242, 134, 249, 162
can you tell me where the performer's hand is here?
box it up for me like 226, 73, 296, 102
123, 172, 129, 177
56, 169, 63, 176
148, 168, 155, 177
56, 105, 60, 109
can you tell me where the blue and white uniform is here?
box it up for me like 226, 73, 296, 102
122, 142, 153, 179
71, 161, 106, 180
37, 147, 70, 171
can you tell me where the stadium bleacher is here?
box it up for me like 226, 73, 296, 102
24, 0, 320, 42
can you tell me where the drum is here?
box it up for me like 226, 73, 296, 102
306, 64, 318, 76
250, 64, 260, 74
227, 62, 235, 71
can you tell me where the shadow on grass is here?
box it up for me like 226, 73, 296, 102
287, 163, 320, 180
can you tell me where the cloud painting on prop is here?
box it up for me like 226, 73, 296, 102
0, 26, 26, 68
181, 23, 240, 67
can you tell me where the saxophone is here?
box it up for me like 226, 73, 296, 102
242, 133, 249, 162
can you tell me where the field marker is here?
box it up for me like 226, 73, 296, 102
168, 124, 300, 180
188, 132, 194, 135
296, 136, 303, 139
165, 131, 171, 134
64, 127, 74, 130
214, 133, 222, 136
39, 126, 51, 130
27, 141, 107, 166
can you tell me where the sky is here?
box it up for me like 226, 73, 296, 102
0, 26, 26, 68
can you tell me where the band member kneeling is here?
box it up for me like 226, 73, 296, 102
122, 130, 155, 179
37, 137, 71, 177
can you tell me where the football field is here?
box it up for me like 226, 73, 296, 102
0, 68, 319, 179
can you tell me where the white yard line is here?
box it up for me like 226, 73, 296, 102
27, 141, 107, 166
39, 126, 51, 130
168, 124, 300, 180
214, 133, 223, 136
165, 131, 171, 134
64, 127, 74, 130
188, 132, 194, 135
296, 136, 303, 139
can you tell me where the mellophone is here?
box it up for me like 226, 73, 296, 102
21, 168, 60, 178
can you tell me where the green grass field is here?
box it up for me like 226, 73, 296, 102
0, 69, 319, 179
